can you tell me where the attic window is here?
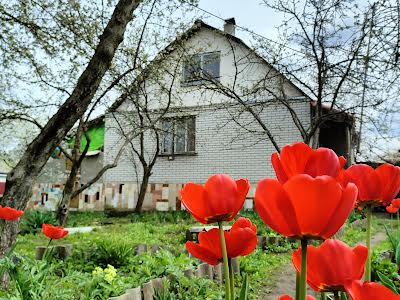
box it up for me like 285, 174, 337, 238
182, 52, 220, 85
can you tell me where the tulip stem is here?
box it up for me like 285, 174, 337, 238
299, 239, 308, 300
44, 238, 53, 261
333, 291, 339, 300
295, 271, 300, 300
218, 221, 231, 300
228, 258, 235, 300
365, 206, 372, 281
319, 292, 326, 300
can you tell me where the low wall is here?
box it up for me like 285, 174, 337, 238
28, 182, 256, 212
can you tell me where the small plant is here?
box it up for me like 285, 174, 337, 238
20, 210, 57, 235
92, 239, 133, 268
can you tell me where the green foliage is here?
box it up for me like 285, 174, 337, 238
377, 271, 399, 294
347, 209, 365, 223
371, 249, 400, 291
91, 239, 133, 268
153, 276, 224, 300
130, 211, 193, 224
239, 273, 249, 300
20, 210, 56, 235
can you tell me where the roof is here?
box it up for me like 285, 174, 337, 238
67, 115, 105, 152
0, 160, 11, 174
108, 19, 308, 112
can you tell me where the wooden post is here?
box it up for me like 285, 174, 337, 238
125, 287, 142, 300
231, 257, 240, 273
35, 246, 47, 260
257, 236, 265, 249
183, 268, 193, 278
142, 281, 154, 300
136, 244, 148, 255
213, 263, 223, 284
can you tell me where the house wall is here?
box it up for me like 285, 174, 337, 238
104, 100, 310, 185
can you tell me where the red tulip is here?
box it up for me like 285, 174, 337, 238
345, 280, 400, 300
292, 239, 368, 292
186, 217, 257, 265
278, 295, 316, 300
0, 205, 24, 221
387, 205, 399, 214
392, 198, 400, 208
343, 163, 400, 207
181, 174, 250, 224
271, 142, 346, 183
42, 224, 68, 240
255, 174, 357, 239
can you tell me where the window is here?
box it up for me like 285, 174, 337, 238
161, 116, 196, 155
84, 194, 89, 203
96, 192, 100, 201
182, 52, 220, 84
119, 184, 124, 194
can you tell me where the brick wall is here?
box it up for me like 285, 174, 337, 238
104, 100, 310, 185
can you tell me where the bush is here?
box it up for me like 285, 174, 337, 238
73, 239, 134, 269
20, 210, 57, 235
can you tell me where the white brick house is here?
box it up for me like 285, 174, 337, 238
102, 19, 354, 211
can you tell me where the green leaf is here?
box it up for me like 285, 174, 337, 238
377, 271, 399, 294
395, 243, 400, 266
384, 224, 400, 252
239, 273, 249, 300
339, 291, 348, 300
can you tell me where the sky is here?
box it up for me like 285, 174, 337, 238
196, 0, 284, 43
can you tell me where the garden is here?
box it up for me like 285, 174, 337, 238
1, 142, 400, 300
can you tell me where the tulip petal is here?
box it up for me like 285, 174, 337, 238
319, 182, 357, 239
284, 175, 343, 238
293, 240, 368, 293
226, 227, 257, 257
279, 142, 313, 178
198, 229, 222, 258
181, 183, 208, 223
345, 280, 400, 300
345, 164, 381, 202
271, 152, 289, 183
255, 178, 301, 237
375, 164, 400, 205
232, 179, 250, 220
231, 217, 256, 233
204, 174, 241, 222
186, 241, 221, 265
304, 148, 342, 178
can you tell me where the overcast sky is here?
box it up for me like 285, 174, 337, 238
197, 0, 284, 42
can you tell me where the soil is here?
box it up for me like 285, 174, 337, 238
260, 231, 387, 299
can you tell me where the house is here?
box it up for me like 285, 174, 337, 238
0, 161, 11, 197
101, 18, 355, 212
28, 116, 106, 211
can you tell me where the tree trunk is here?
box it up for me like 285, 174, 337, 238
57, 164, 80, 226
134, 168, 151, 213
0, 0, 143, 256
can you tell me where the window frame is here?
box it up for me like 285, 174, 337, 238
160, 116, 196, 156
181, 51, 221, 86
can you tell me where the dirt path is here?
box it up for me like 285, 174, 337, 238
260, 231, 387, 300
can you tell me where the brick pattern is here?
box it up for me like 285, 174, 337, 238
104, 100, 310, 185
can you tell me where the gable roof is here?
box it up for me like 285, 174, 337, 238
108, 19, 308, 112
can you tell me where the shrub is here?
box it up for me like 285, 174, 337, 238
95, 240, 132, 268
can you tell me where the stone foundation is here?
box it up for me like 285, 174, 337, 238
28, 182, 256, 212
